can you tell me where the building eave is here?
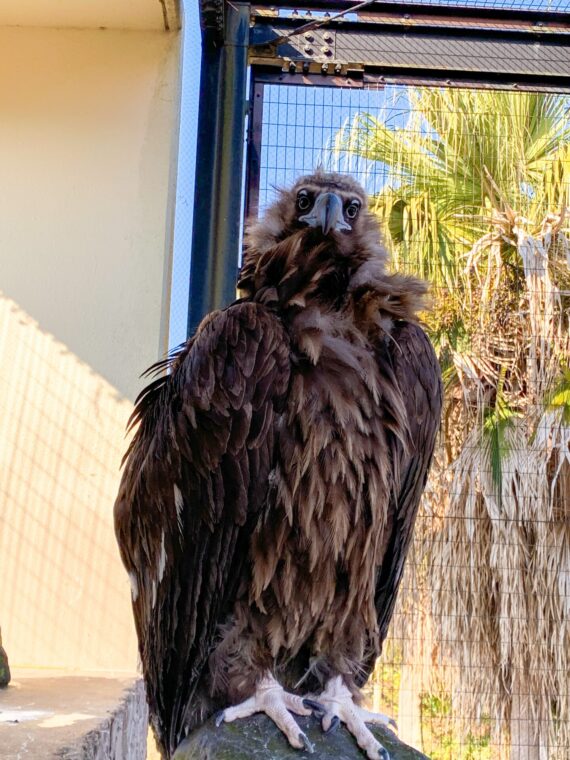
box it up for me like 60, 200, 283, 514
0, 0, 181, 32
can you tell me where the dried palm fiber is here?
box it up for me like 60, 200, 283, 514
428, 216, 570, 757
381, 217, 570, 755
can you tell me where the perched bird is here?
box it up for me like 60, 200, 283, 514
114, 172, 442, 760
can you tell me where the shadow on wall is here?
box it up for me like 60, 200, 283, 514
0, 291, 138, 673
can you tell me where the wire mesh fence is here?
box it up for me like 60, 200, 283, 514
275, 0, 570, 14
246, 78, 570, 760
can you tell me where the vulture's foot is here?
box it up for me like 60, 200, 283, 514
215, 673, 319, 753
317, 676, 395, 760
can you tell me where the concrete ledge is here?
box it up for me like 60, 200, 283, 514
0, 671, 148, 760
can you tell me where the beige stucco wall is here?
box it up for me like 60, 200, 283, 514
0, 0, 177, 30
0, 23, 181, 671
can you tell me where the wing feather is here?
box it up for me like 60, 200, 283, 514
361, 321, 442, 683
114, 302, 290, 756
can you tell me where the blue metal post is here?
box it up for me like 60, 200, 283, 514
188, 1, 250, 337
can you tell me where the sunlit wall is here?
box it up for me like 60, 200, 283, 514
0, 19, 181, 671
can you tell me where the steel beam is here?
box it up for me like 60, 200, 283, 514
251, 0, 570, 24
188, 1, 250, 337
249, 7, 570, 90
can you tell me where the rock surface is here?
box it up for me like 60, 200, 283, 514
173, 714, 429, 760
0, 627, 10, 687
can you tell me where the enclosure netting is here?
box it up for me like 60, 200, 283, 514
253, 81, 570, 760
275, 0, 570, 19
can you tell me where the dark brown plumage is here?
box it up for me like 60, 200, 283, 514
114, 172, 442, 759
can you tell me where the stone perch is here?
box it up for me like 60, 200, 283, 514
173, 714, 429, 760
0, 627, 10, 687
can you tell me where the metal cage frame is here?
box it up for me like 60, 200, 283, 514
191, 0, 570, 331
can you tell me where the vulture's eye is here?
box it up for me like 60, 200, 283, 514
297, 191, 312, 212
345, 200, 361, 220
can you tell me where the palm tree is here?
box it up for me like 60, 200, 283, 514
334, 88, 570, 759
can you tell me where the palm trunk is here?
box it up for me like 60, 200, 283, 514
509, 671, 547, 760
397, 658, 424, 750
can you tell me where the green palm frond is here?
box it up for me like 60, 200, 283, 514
545, 367, 570, 424
482, 371, 520, 496
334, 89, 570, 354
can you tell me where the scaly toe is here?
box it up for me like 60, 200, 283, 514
316, 676, 391, 760
264, 699, 309, 748
216, 674, 312, 751
361, 736, 390, 760
357, 705, 395, 730
350, 721, 388, 760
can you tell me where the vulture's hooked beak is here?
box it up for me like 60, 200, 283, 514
300, 192, 352, 235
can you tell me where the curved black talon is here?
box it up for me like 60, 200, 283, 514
323, 715, 340, 734
302, 698, 326, 718
378, 747, 390, 760
214, 710, 225, 728
388, 717, 398, 732
299, 732, 315, 754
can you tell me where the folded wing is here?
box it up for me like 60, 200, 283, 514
361, 321, 442, 683
114, 302, 290, 756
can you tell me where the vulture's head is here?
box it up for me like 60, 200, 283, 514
274, 173, 368, 236
244, 172, 384, 257
240, 172, 388, 303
